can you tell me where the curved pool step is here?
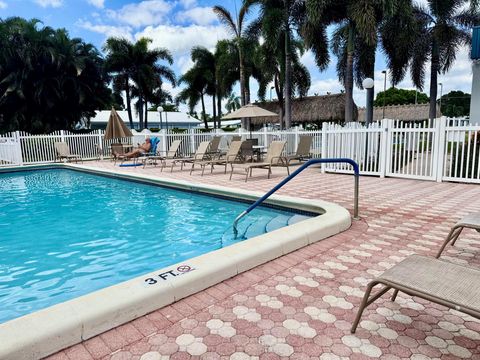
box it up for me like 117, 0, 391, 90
287, 214, 311, 226
265, 214, 291, 233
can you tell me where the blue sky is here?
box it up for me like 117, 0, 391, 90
0, 0, 473, 113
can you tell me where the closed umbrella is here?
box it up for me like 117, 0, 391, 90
104, 107, 133, 140
222, 104, 278, 138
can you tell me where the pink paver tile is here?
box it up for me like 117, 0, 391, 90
44, 162, 480, 360
64, 344, 94, 360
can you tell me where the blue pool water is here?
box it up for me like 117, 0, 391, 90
0, 169, 311, 323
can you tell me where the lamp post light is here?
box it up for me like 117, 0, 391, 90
157, 106, 163, 130
362, 77, 375, 126
381, 70, 387, 119
270, 86, 274, 101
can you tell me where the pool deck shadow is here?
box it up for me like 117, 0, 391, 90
45, 160, 480, 360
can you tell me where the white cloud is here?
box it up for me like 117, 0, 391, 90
179, 0, 197, 8
177, 55, 194, 73
136, 24, 229, 57
87, 0, 104, 9
0, 1, 7, 9
78, 20, 134, 41
34, 0, 62, 7
176, 7, 217, 26
106, 0, 172, 28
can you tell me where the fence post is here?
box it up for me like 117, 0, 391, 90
97, 130, 103, 160
294, 126, 299, 151
379, 119, 388, 178
161, 129, 167, 155
321, 123, 327, 173
190, 129, 196, 155
60, 130, 65, 143
434, 117, 447, 182
263, 127, 268, 147
14, 131, 23, 166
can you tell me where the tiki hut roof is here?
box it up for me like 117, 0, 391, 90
252, 93, 357, 124
358, 103, 442, 122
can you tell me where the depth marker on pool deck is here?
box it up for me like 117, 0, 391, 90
144, 264, 195, 285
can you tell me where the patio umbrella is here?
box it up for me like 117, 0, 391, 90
104, 107, 133, 140
222, 104, 278, 138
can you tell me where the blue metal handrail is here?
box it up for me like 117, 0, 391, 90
233, 158, 360, 237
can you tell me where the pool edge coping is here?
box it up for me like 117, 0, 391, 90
0, 163, 352, 360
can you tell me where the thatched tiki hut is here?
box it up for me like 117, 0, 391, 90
357, 103, 442, 122
253, 93, 358, 126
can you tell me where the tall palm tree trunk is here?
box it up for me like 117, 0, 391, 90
217, 89, 222, 128
284, 13, 292, 129
429, 41, 439, 120
344, 24, 355, 122
138, 97, 144, 129
201, 93, 208, 129
144, 100, 148, 129
239, 44, 248, 129
125, 81, 133, 129
212, 93, 217, 129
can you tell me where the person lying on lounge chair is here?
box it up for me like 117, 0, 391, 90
115, 138, 151, 159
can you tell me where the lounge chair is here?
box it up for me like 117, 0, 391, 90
285, 136, 313, 166
351, 255, 480, 333
116, 138, 159, 166
191, 140, 243, 176
436, 212, 480, 258
142, 139, 182, 170
230, 141, 288, 182
231, 135, 242, 142
170, 140, 211, 172
207, 136, 222, 158
54, 142, 82, 163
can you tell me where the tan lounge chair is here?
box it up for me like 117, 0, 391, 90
208, 136, 222, 157
142, 139, 182, 170
54, 142, 82, 163
285, 136, 313, 166
351, 255, 480, 333
191, 140, 243, 176
170, 140, 211, 172
230, 141, 288, 182
436, 212, 480, 258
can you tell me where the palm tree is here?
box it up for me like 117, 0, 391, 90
104, 37, 175, 129
213, 3, 254, 109
255, 37, 311, 128
225, 92, 241, 113
306, 0, 396, 122
176, 66, 210, 129
383, 0, 479, 119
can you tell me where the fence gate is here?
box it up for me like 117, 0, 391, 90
322, 122, 384, 176
385, 119, 439, 181
0, 134, 22, 167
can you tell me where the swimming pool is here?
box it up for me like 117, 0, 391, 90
0, 168, 312, 323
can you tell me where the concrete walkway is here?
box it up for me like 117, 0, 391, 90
46, 161, 480, 360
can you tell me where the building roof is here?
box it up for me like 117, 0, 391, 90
357, 103, 442, 122
252, 93, 357, 124
90, 110, 201, 125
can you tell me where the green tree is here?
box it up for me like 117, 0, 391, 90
386, 0, 479, 119
440, 90, 470, 117
306, 0, 398, 122
374, 88, 429, 106
0, 17, 112, 133
104, 37, 175, 129
225, 92, 241, 113
213, 2, 254, 110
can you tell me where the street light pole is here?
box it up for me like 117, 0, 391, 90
382, 70, 387, 119
157, 106, 163, 130
362, 78, 375, 126
270, 86, 274, 101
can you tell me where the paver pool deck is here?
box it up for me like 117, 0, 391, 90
46, 161, 480, 360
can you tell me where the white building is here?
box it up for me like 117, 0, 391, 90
90, 110, 201, 129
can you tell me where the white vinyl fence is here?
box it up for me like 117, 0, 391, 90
1, 118, 479, 184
